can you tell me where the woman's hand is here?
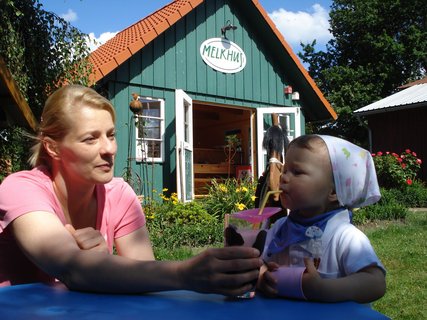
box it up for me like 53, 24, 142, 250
180, 247, 263, 296
257, 261, 279, 297
65, 224, 109, 254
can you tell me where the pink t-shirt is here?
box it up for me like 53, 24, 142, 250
0, 167, 146, 286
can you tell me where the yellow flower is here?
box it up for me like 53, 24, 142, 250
162, 188, 168, 192
235, 203, 246, 211
160, 194, 170, 201
170, 193, 178, 203
251, 195, 257, 202
219, 184, 227, 192
241, 186, 248, 192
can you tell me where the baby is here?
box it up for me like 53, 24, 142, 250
257, 134, 386, 303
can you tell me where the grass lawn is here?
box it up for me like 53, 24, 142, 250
361, 211, 427, 319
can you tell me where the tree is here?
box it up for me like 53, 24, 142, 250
0, 0, 92, 179
0, 0, 92, 118
299, 0, 427, 146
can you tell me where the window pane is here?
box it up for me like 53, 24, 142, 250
137, 118, 160, 139
142, 101, 160, 118
147, 141, 161, 158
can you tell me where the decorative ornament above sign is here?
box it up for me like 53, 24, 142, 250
200, 38, 246, 74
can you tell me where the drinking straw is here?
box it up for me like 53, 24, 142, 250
252, 190, 282, 229
258, 190, 282, 216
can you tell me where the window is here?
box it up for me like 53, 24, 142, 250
135, 97, 165, 163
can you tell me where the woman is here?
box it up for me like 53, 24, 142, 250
0, 85, 261, 294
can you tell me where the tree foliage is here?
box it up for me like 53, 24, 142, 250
0, 0, 92, 179
0, 0, 92, 118
299, 0, 427, 146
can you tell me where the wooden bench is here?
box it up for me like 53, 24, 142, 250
194, 163, 235, 195
194, 163, 231, 175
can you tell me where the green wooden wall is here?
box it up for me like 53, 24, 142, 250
100, 0, 306, 195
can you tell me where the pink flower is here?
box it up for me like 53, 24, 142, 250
371, 153, 376, 157
397, 157, 403, 163
392, 153, 398, 157
386, 151, 390, 154
405, 149, 411, 153
417, 159, 422, 165
412, 152, 417, 157
406, 179, 413, 185
401, 163, 406, 169
401, 155, 406, 159
377, 151, 383, 156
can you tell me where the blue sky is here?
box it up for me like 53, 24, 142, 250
39, 0, 333, 54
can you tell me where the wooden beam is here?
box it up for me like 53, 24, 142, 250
0, 56, 38, 131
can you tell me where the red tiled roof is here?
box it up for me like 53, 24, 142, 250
89, 0, 336, 119
398, 76, 427, 89
89, 0, 202, 82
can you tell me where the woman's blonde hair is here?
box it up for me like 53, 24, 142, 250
29, 85, 116, 168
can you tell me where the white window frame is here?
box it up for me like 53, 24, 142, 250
135, 97, 165, 163
256, 107, 301, 178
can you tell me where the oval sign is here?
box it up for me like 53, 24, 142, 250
200, 38, 246, 74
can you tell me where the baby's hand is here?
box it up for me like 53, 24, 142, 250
65, 224, 109, 254
301, 257, 322, 299
257, 261, 279, 297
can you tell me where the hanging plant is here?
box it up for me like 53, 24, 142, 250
129, 93, 143, 114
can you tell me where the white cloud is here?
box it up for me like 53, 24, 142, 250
86, 31, 118, 52
60, 9, 78, 23
269, 4, 332, 50
59, 9, 118, 52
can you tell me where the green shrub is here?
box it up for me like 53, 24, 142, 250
387, 180, 427, 207
353, 188, 408, 224
144, 190, 223, 253
0, 126, 31, 182
202, 177, 257, 219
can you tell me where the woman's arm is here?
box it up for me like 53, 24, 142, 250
114, 226, 155, 260
302, 258, 386, 303
12, 211, 262, 295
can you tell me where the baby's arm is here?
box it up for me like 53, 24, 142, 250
302, 258, 386, 303
257, 261, 279, 297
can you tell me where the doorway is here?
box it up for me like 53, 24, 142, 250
192, 103, 253, 196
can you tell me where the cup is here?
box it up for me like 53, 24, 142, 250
224, 207, 282, 298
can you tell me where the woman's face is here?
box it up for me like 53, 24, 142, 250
279, 141, 335, 218
56, 105, 117, 185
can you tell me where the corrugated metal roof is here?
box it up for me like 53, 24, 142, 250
354, 83, 427, 115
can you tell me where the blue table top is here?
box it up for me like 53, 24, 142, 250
0, 283, 389, 320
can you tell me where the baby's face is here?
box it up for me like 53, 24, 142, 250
279, 141, 335, 218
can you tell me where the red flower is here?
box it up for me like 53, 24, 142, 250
406, 179, 413, 185
401, 163, 407, 169
397, 157, 403, 163
376, 151, 383, 156
405, 149, 411, 153
412, 152, 417, 157
392, 153, 398, 157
